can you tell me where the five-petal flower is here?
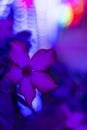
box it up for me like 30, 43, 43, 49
5, 40, 57, 105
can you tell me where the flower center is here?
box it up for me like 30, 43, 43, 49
22, 65, 32, 77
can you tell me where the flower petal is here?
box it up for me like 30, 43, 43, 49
31, 71, 57, 93
5, 65, 22, 84
10, 41, 30, 67
18, 78, 36, 106
30, 49, 56, 70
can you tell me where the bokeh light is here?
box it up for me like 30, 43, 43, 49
57, 3, 74, 27
71, 0, 85, 25
53, 0, 85, 27
21, 0, 33, 8
65, 0, 85, 26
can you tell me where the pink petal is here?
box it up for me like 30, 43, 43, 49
31, 71, 57, 93
5, 65, 22, 84
18, 78, 36, 106
10, 41, 30, 67
30, 49, 56, 70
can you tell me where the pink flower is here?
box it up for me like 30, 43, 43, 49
5, 40, 57, 105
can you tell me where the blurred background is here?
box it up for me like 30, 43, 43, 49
0, 0, 87, 129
